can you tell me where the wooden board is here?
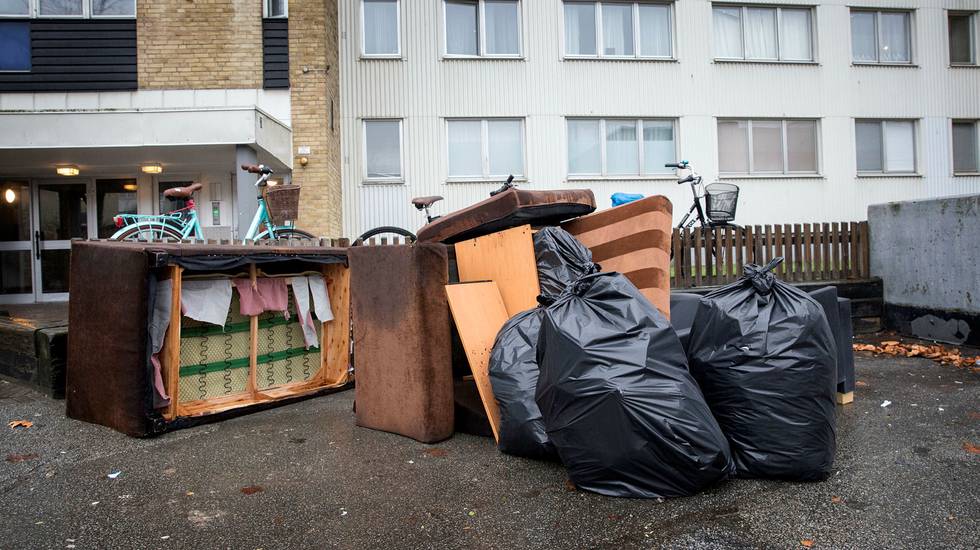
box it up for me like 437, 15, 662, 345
445, 281, 509, 442
161, 265, 183, 421
321, 263, 351, 386
454, 224, 540, 317
836, 391, 854, 405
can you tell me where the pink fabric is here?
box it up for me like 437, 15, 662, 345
233, 277, 290, 318
151, 354, 170, 409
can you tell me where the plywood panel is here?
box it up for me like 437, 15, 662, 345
454, 225, 540, 317
321, 263, 351, 386
445, 281, 509, 443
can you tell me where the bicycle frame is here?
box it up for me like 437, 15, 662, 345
676, 174, 708, 230
244, 196, 295, 242
112, 202, 204, 240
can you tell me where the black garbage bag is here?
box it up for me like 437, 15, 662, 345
488, 308, 556, 460
533, 227, 596, 299
536, 272, 734, 498
688, 258, 838, 481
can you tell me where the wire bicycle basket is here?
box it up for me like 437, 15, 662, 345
264, 184, 301, 226
704, 182, 739, 223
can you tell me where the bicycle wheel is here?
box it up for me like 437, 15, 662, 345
355, 226, 417, 245
259, 228, 317, 242
112, 223, 184, 242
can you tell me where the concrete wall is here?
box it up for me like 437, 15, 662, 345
869, 194, 979, 344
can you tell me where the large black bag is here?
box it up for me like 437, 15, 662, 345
688, 258, 838, 481
536, 272, 734, 498
488, 308, 556, 459
533, 227, 596, 299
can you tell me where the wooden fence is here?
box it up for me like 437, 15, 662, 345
670, 221, 871, 289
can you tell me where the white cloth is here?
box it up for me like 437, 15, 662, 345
308, 274, 334, 322
150, 278, 173, 408
289, 274, 334, 349
180, 279, 232, 327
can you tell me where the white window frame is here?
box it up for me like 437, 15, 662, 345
445, 118, 526, 182
951, 119, 980, 176
947, 10, 977, 66
566, 117, 679, 179
360, 0, 401, 59
712, 4, 817, 63
264, 0, 287, 18
850, 8, 914, 65
854, 119, 918, 176
0, 0, 139, 18
562, 1, 675, 60
441, 0, 524, 59
717, 118, 822, 176
362, 118, 405, 184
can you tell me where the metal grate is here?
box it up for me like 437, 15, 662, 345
178, 292, 251, 403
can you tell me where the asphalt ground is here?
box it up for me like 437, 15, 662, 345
1, 354, 977, 550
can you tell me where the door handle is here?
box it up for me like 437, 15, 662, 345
34, 230, 40, 260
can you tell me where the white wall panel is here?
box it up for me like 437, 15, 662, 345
340, 0, 980, 237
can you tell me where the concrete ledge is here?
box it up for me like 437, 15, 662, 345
883, 303, 979, 347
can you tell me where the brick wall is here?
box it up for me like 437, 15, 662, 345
289, 0, 342, 236
137, 0, 263, 89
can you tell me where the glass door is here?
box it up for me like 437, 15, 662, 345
0, 181, 34, 304
33, 179, 92, 302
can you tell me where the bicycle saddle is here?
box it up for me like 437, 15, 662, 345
411, 195, 443, 210
163, 182, 203, 199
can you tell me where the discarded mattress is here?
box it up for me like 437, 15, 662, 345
688, 258, 838, 481
416, 187, 596, 244
536, 271, 734, 498
562, 195, 672, 319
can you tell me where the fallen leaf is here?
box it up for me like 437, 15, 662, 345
8, 420, 33, 429
801, 540, 815, 548
6, 453, 39, 463
963, 442, 980, 455
831, 496, 842, 504
880, 341, 900, 346
424, 448, 448, 458
855, 381, 869, 388
564, 479, 577, 492
241, 485, 264, 495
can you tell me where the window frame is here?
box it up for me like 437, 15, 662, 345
951, 119, 980, 175
566, 117, 679, 179
0, 0, 137, 18
849, 8, 914, 66
947, 10, 977, 67
854, 119, 918, 176
362, 118, 405, 185
716, 118, 822, 176
263, 0, 287, 19
711, 3, 817, 63
360, 0, 401, 59
562, 1, 675, 61
441, 0, 524, 59
445, 117, 526, 182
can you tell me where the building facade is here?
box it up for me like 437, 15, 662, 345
339, 0, 980, 237
0, 0, 341, 304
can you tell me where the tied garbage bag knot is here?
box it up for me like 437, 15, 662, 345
742, 257, 785, 295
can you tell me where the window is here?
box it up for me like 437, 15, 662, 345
949, 12, 976, 65
96, 179, 137, 238
362, 0, 399, 56
952, 121, 978, 174
718, 119, 819, 175
855, 120, 916, 174
265, 0, 286, 18
0, 22, 30, 71
157, 180, 193, 214
447, 119, 524, 180
363, 120, 403, 182
567, 118, 676, 177
564, 2, 673, 59
445, 0, 521, 57
851, 9, 912, 64
713, 5, 813, 62
0, 0, 136, 17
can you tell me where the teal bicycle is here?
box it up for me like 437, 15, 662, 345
111, 164, 315, 243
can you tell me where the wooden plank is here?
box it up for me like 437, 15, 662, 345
735, 226, 744, 276
724, 226, 734, 284
773, 224, 783, 277
455, 225, 540, 316
321, 263, 351, 387
830, 222, 841, 280
860, 221, 871, 278
693, 227, 703, 287
671, 227, 681, 288
445, 282, 508, 442
703, 226, 715, 286
764, 224, 773, 265
849, 221, 860, 279
793, 224, 803, 282
814, 224, 824, 281
682, 227, 692, 288
803, 223, 813, 281
161, 266, 183, 421
841, 223, 851, 279
836, 391, 854, 405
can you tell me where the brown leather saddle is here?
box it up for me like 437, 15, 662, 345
163, 182, 203, 199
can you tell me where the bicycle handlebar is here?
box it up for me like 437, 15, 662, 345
241, 164, 273, 175
665, 160, 689, 169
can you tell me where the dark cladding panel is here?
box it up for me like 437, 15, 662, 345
263, 18, 289, 89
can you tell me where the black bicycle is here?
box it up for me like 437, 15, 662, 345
666, 160, 740, 230
355, 176, 516, 245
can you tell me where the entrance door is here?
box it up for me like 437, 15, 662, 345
33, 179, 92, 302
0, 181, 34, 304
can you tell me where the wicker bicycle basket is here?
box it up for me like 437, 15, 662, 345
264, 184, 301, 226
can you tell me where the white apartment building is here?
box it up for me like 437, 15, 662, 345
339, 0, 980, 237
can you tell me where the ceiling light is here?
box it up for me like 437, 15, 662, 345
56, 165, 79, 176
3, 189, 15, 204
141, 164, 163, 174
123, 183, 138, 191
